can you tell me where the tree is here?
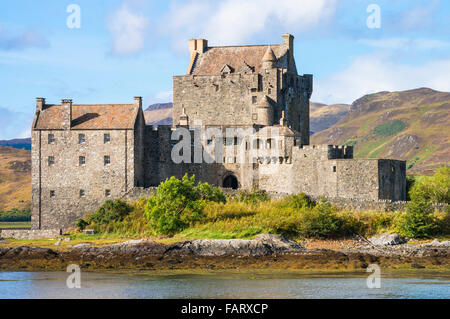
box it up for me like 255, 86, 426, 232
144, 175, 225, 235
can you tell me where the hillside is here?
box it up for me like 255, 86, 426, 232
311, 88, 450, 175
310, 102, 350, 134
144, 103, 173, 126
0, 146, 31, 211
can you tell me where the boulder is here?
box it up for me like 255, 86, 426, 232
72, 243, 93, 248
369, 233, 407, 246
83, 229, 96, 235
167, 234, 304, 257
255, 234, 304, 250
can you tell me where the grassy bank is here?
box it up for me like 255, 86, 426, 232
0, 221, 31, 229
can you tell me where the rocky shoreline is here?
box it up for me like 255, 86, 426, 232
0, 234, 449, 271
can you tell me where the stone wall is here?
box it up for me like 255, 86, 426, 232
32, 128, 137, 230
0, 229, 62, 240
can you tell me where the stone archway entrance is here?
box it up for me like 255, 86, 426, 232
223, 175, 239, 190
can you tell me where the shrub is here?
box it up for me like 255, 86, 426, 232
282, 193, 315, 209
297, 202, 344, 238
87, 199, 133, 227
400, 200, 438, 238
409, 167, 450, 204
76, 218, 88, 231
235, 188, 269, 204
144, 175, 225, 236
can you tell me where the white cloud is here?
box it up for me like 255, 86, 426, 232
165, 0, 337, 52
398, 0, 440, 30
153, 90, 173, 102
107, 4, 149, 56
358, 38, 450, 50
314, 54, 450, 104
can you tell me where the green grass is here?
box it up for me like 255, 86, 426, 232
80, 197, 449, 241
374, 120, 407, 137
0, 221, 31, 229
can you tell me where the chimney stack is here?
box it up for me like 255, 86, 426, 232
36, 98, 46, 111
188, 38, 208, 54
282, 34, 294, 70
134, 96, 142, 108
61, 99, 72, 130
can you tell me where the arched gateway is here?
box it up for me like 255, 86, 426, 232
223, 175, 239, 190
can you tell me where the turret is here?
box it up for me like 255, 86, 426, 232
261, 46, 277, 70
256, 95, 273, 126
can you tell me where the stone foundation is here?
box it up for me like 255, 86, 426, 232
0, 229, 62, 240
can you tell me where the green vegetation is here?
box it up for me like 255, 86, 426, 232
0, 208, 31, 222
374, 120, 407, 137
144, 175, 225, 235
400, 167, 450, 238
0, 221, 31, 229
75, 173, 449, 240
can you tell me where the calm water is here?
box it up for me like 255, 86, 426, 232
0, 270, 449, 299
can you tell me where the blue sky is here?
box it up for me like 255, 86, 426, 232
0, 0, 449, 139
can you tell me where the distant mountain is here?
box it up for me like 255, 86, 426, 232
310, 102, 350, 134
311, 88, 450, 175
0, 138, 31, 151
144, 103, 173, 126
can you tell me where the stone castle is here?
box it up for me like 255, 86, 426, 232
31, 34, 406, 231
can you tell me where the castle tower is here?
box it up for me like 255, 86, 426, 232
256, 95, 273, 126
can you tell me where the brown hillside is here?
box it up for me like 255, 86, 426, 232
311, 88, 450, 175
0, 146, 31, 211
310, 102, 350, 133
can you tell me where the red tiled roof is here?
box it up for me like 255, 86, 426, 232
34, 104, 139, 130
191, 44, 287, 75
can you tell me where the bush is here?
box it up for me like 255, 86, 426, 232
87, 199, 133, 227
282, 193, 315, 209
144, 175, 226, 236
76, 218, 88, 231
235, 188, 269, 204
297, 202, 345, 238
400, 200, 438, 238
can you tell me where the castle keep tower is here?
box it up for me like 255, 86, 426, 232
173, 34, 313, 145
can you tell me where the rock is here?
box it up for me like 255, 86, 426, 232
166, 235, 304, 257
64, 238, 72, 242
425, 239, 450, 247
0, 239, 8, 244
254, 234, 304, 250
72, 243, 93, 248
369, 233, 407, 246
440, 241, 450, 246
83, 229, 96, 235
55, 238, 62, 246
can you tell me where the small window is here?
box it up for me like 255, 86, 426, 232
79, 134, 86, 144
79, 190, 85, 198
253, 139, 261, 150
207, 139, 213, 145
267, 139, 273, 149
105, 190, 111, 197
50, 190, 55, 198
234, 137, 239, 145
48, 134, 55, 144
333, 166, 337, 173
252, 113, 258, 120
104, 155, 111, 165
104, 133, 111, 143
268, 88, 272, 95
79, 156, 86, 166
48, 156, 55, 166
252, 96, 257, 104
